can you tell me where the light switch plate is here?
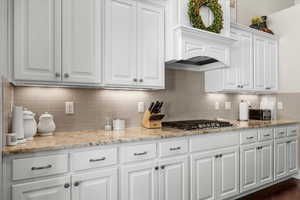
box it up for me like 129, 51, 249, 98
138, 102, 145, 113
215, 102, 220, 110
225, 102, 231, 110
277, 102, 283, 110
65, 102, 74, 114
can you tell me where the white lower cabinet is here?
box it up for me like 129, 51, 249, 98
121, 161, 158, 200
240, 141, 273, 193
6, 125, 300, 200
72, 168, 118, 200
159, 156, 189, 200
274, 137, 299, 180
191, 146, 239, 200
12, 176, 71, 200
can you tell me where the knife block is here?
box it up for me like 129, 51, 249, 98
142, 110, 163, 129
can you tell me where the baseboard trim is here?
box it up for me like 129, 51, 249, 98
293, 170, 300, 180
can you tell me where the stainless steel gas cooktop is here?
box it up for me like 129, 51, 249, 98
162, 120, 233, 131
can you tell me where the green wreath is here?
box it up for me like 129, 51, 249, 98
188, 0, 224, 34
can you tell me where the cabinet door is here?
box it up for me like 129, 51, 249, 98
72, 168, 118, 200
12, 177, 70, 200
265, 39, 278, 91
240, 144, 258, 192
14, 0, 61, 82
62, 0, 102, 84
287, 139, 298, 175
217, 147, 239, 200
137, 2, 164, 88
258, 141, 273, 186
191, 151, 216, 200
253, 35, 266, 91
159, 156, 189, 200
274, 139, 288, 180
121, 161, 158, 200
104, 0, 137, 86
223, 29, 239, 90
239, 31, 253, 90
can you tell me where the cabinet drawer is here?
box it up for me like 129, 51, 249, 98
287, 125, 298, 137
190, 131, 239, 152
71, 148, 117, 171
13, 154, 68, 181
258, 128, 273, 141
159, 139, 188, 157
275, 127, 287, 138
240, 130, 258, 144
120, 143, 157, 163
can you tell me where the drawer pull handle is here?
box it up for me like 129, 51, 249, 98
279, 132, 285, 135
169, 147, 181, 151
89, 157, 106, 162
134, 152, 147, 156
264, 134, 271, 137
291, 130, 297, 133
246, 137, 254, 140
31, 164, 52, 171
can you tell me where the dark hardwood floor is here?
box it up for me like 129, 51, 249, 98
239, 178, 300, 200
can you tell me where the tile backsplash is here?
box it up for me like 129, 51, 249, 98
13, 70, 260, 132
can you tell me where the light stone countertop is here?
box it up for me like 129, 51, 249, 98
3, 120, 299, 156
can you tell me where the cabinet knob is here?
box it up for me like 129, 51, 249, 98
139, 79, 143, 83
265, 87, 271, 90
155, 166, 159, 171
55, 72, 60, 77
74, 182, 80, 187
241, 85, 244, 89
161, 165, 165, 170
133, 78, 138, 82
64, 183, 70, 189
64, 73, 70, 78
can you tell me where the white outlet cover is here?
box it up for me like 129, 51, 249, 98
277, 102, 283, 110
65, 102, 74, 114
215, 102, 220, 110
138, 102, 145, 113
225, 102, 231, 110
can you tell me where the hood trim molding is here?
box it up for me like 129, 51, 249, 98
166, 25, 237, 71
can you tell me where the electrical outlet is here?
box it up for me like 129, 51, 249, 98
277, 102, 283, 110
65, 102, 74, 114
225, 102, 232, 110
215, 102, 220, 110
137, 102, 145, 113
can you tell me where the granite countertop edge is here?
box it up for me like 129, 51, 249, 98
3, 120, 299, 156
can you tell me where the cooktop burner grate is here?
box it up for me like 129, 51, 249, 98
162, 120, 233, 131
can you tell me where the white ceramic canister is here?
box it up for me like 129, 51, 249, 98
12, 105, 25, 143
23, 110, 37, 140
38, 112, 56, 136
113, 119, 125, 131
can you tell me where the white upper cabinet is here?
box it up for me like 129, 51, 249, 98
265, 39, 278, 91
104, 0, 165, 88
137, 2, 165, 88
104, 0, 137, 86
14, 0, 61, 82
62, 0, 102, 84
13, 0, 165, 89
253, 35, 266, 91
205, 24, 278, 93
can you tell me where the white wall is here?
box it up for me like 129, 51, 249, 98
237, 0, 294, 25
295, 0, 300, 4
268, 4, 300, 93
